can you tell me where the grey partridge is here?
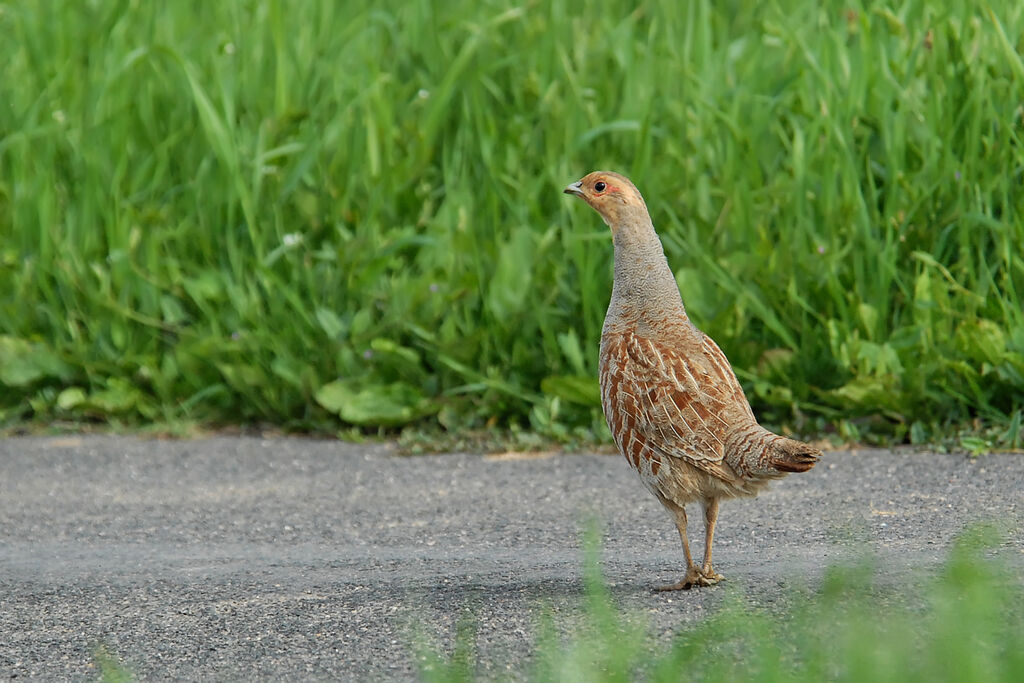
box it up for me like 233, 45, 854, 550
565, 171, 821, 590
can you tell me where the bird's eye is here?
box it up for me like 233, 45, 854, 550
594, 181, 607, 193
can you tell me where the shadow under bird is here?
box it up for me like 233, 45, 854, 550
565, 171, 821, 590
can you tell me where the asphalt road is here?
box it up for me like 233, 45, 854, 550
1, 436, 1022, 680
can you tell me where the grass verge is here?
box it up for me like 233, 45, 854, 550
417, 526, 1024, 681
1, 0, 1022, 445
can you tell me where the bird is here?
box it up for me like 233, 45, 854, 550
564, 171, 821, 590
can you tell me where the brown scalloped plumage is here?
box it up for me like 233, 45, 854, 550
566, 171, 821, 590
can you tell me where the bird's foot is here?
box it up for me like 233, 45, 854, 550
700, 565, 724, 584
655, 566, 723, 591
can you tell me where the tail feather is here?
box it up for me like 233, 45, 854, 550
725, 426, 822, 480
769, 436, 821, 473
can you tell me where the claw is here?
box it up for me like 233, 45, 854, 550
655, 566, 723, 591
701, 566, 725, 584
655, 579, 693, 592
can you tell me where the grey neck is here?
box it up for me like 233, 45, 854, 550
607, 214, 688, 326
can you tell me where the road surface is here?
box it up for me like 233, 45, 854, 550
1, 436, 1021, 679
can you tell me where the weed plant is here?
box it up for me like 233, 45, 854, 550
418, 527, 1024, 681
2, 1, 1022, 444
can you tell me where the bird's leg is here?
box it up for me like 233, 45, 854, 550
656, 507, 711, 591
699, 498, 724, 584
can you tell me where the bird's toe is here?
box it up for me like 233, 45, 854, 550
655, 579, 693, 592
700, 566, 725, 584
700, 572, 724, 586
656, 565, 718, 591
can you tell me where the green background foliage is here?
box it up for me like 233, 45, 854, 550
1, 0, 1022, 443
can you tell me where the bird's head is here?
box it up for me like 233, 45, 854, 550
563, 171, 649, 230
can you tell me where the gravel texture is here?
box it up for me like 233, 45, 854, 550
1, 436, 1021, 680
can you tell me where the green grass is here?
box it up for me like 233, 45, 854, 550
417, 527, 1024, 682
1, 0, 1023, 444
94, 643, 134, 683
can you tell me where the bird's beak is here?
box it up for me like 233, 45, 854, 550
563, 180, 584, 197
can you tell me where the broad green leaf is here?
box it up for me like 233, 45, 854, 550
757, 348, 795, 379
909, 421, 928, 444
182, 272, 225, 304
369, 338, 426, 382
315, 379, 435, 426
160, 295, 189, 325
556, 330, 588, 376
350, 309, 372, 337
57, 387, 87, 410
912, 270, 933, 333
830, 375, 901, 412
271, 358, 305, 390
857, 303, 879, 340
960, 436, 991, 456
486, 227, 534, 322
0, 336, 71, 387
216, 363, 267, 392
86, 378, 141, 414
315, 308, 347, 339
955, 319, 1006, 366
541, 375, 601, 406
674, 267, 711, 321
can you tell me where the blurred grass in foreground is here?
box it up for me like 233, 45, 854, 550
418, 526, 1024, 681
1, 0, 1023, 445
94, 644, 134, 683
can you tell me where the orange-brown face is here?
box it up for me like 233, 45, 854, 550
563, 171, 646, 228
